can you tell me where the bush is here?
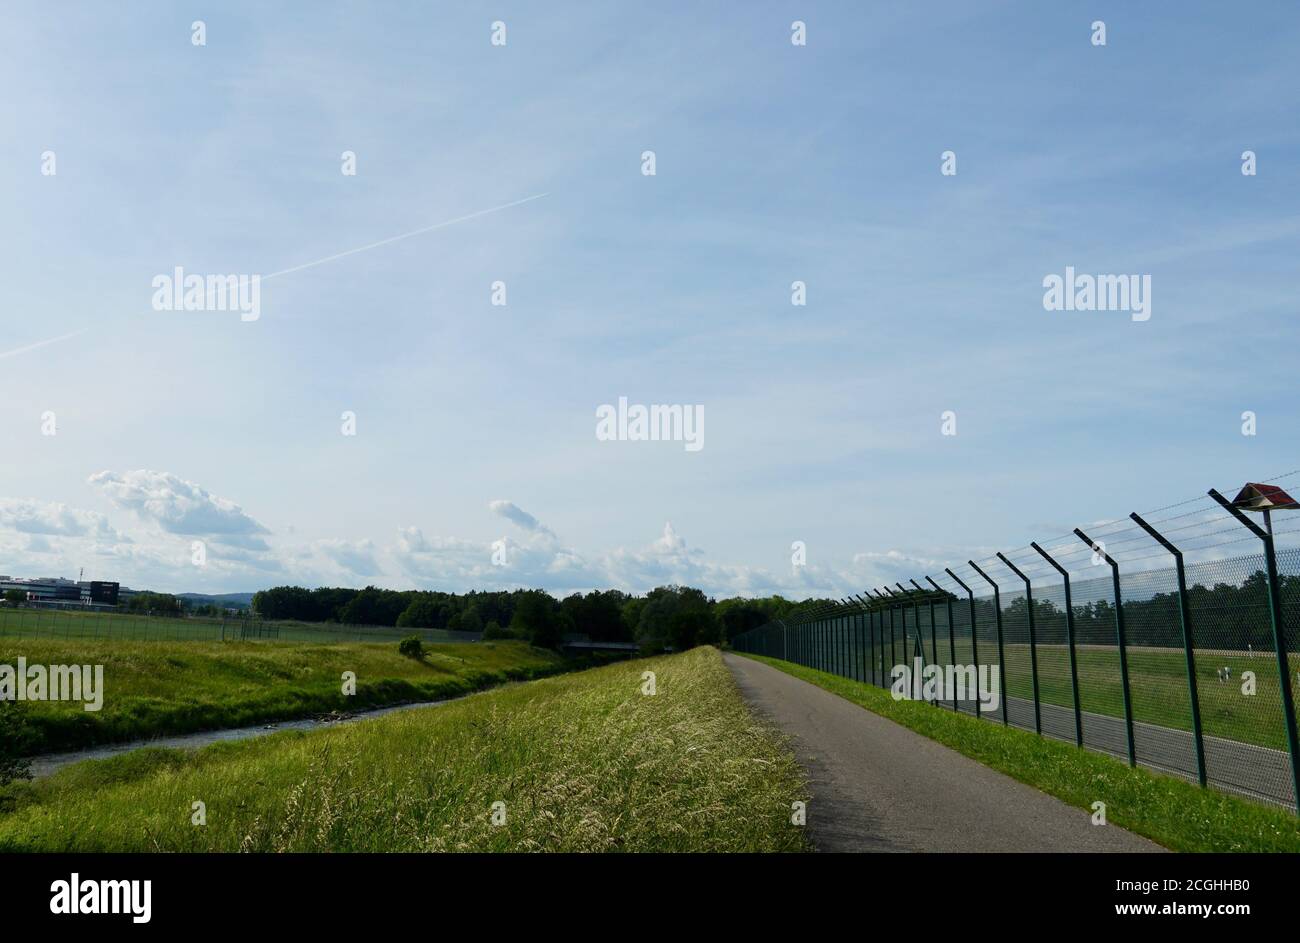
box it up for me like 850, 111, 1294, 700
482, 620, 509, 640
397, 636, 424, 659
0, 702, 33, 787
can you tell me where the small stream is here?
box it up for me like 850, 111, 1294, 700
27, 698, 458, 780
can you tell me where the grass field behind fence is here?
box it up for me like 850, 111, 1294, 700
3, 638, 565, 755
995, 643, 1291, 752
0, 647, 808, 853
808, 632, 1293, 753
0, 606, 474, 644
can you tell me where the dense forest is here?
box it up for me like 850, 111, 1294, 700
250, 584, 831, 652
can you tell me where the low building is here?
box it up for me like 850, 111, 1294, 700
0, 575, 123, 610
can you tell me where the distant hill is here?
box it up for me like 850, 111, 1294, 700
177, 592, 255, 610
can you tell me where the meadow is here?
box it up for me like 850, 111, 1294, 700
0, 606, 470, 643
874, 634, 1293, 751
2, 638, 565, 754
0, 647, 808, 853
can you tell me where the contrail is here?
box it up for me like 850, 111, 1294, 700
262, 192, 549, 281
0, 328, 89, 361
0, 195, 546, 362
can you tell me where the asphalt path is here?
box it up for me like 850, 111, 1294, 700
724, 652, 1164, 852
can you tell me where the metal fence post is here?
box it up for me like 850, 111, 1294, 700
946, 568, 980, 719
840, 604, 849, 677
911, 594, 921, 679
832, 608, 840, 675
842, 606, 851, 677
854, 607, 863, 682
880, 589, 893, 685
869, 605, 878, 685
902, 580, 924, 701
1072, 528, 1136, 768
863, 600, 873, 683
969, 561, 1008, 726
920, 580, 941, 676
873, 590, 888, 685
894, 584, 910, 671
891, 595, 900, 678
998, 553, 1041, 735
1031, 542, 1083, 747
926, 576, 960, 712
853, 595, 869, 682
837, 608, 845, 675
1207, 488, 1300, 811
914, 579, 935, 698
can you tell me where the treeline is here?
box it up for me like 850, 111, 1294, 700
125, 592, 184, 616
252, 584, 829, 652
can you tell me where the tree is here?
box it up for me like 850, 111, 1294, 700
635, 585, 714, 652
397, 595, 447, 629
668, 607, 720, 650
337, 587, 410, 626
459, 605, 483, 634
510, 590, 569, 649
3, 589, 25, 607
715, 598, 769, 642
575, 590, 630, 641
128, 592, 182, 616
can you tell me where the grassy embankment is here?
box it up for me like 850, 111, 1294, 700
0, 647, 808, 852
739, 652, 1300, 853
3, 638, 566, 754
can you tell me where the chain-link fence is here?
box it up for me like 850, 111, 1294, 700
733, 484, 1300, 813
0, 606, 481, 645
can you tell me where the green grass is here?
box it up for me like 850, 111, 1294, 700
996, 643, 1293, 752
0, 607, 231, 641
3, 638, 566, 754
0, 606, 470, 643
0, 647, 809, 852
861, 635, 1294, 751
739, 652, 1300, 853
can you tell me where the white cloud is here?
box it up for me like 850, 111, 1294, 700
88, 470, 270, 539
0, 498, 123, 540
488, 500, 557, 541
0, 479, 962, 601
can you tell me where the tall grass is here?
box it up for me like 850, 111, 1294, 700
0, 647, 807, 852
2, 638, 564, 754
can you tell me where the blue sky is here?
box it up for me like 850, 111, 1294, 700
2, 2, 1298, 597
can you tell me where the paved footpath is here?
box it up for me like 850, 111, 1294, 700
724, 653, 1165, 853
